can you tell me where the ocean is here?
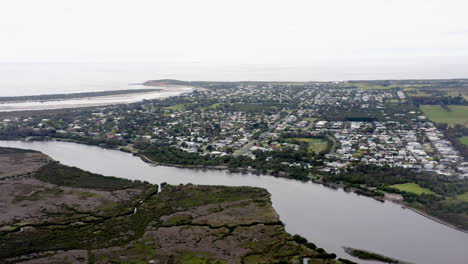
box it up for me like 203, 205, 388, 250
0, 61, 467, 97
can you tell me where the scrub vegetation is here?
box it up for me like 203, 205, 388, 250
343, 247, 404, 263
0, 147, 344, 264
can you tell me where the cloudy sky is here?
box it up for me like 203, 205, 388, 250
1, 0, 467, 65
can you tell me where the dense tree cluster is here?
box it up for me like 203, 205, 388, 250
436, 123, 468, 160
412, 96, 466, 106
327, 164, 468, 197
324, 164, 468, 228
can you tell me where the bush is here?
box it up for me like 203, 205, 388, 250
316, 253, 336, 259
338, 258, 358, 264
292, 234, 308, 244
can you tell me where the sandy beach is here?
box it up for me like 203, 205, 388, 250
0, 85, 193, 112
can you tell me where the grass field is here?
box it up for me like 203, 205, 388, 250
455, 192, 468, 202
459, 136, 468, 146
389, 183, 435, 195
351, 83, 399, 90
403, 88, 432, 97
447, 91, 468, 100
419, 105, 468, 127
164, 104, 186, 111
285, 138, 329, 154
386, 99, 401, 103
267, 82, 307, 86
303, 117, 317, 122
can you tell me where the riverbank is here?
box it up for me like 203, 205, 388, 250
0, 146, 345, 264
7, 136, 468, 235
1, 139, 467, 264
343, 247, 412, 264
316, 180, 468, 234
320, 180, 468, 234
136, 152, 287, 176
135, 145, 468, 234
402, 205, 468, 234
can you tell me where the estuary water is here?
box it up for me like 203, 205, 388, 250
0, 140, 467, 264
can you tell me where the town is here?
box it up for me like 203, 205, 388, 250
0, 80, 466, 178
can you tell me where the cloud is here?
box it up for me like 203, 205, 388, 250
0, 0, 467, 64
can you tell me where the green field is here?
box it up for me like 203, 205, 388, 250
456, 192, 468, 202
303, 117, 318, 122
459, 136, 468, 146
386, 99, 401, 103
196, 103, 223, 111
389, 183, 435, 195
285, 138, 329, 154
351, 83, 399, 90
447, 91, 468, 100
164, 104, 186, 111
419, 105, 468, 127
403, 88, 432, 97
267, 82, 307, 86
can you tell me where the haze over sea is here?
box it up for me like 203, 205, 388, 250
1, 60, 467, 97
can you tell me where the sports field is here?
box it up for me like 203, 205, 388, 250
419, 105, 468, 127
285, 138, 329, 154
459, 136, 468, 146
389, 183, 435, 195
456, 192, 468, 202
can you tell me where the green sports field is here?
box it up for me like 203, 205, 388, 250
459, 136, 468, 146
285, 138, 329, 154
389, 183, 435, 195
419, 105, 468, 127
456, 192, 468, 202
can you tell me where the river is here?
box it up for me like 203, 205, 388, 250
0, 140, 467, 264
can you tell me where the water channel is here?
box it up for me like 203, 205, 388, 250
1, 140, 467, 264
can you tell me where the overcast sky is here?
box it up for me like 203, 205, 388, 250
1, 0, 467, 65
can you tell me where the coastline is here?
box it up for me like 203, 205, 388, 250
0, 88, 161, 103
0, 85, 193, 112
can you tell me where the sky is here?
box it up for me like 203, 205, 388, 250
1, 0, 468, 65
